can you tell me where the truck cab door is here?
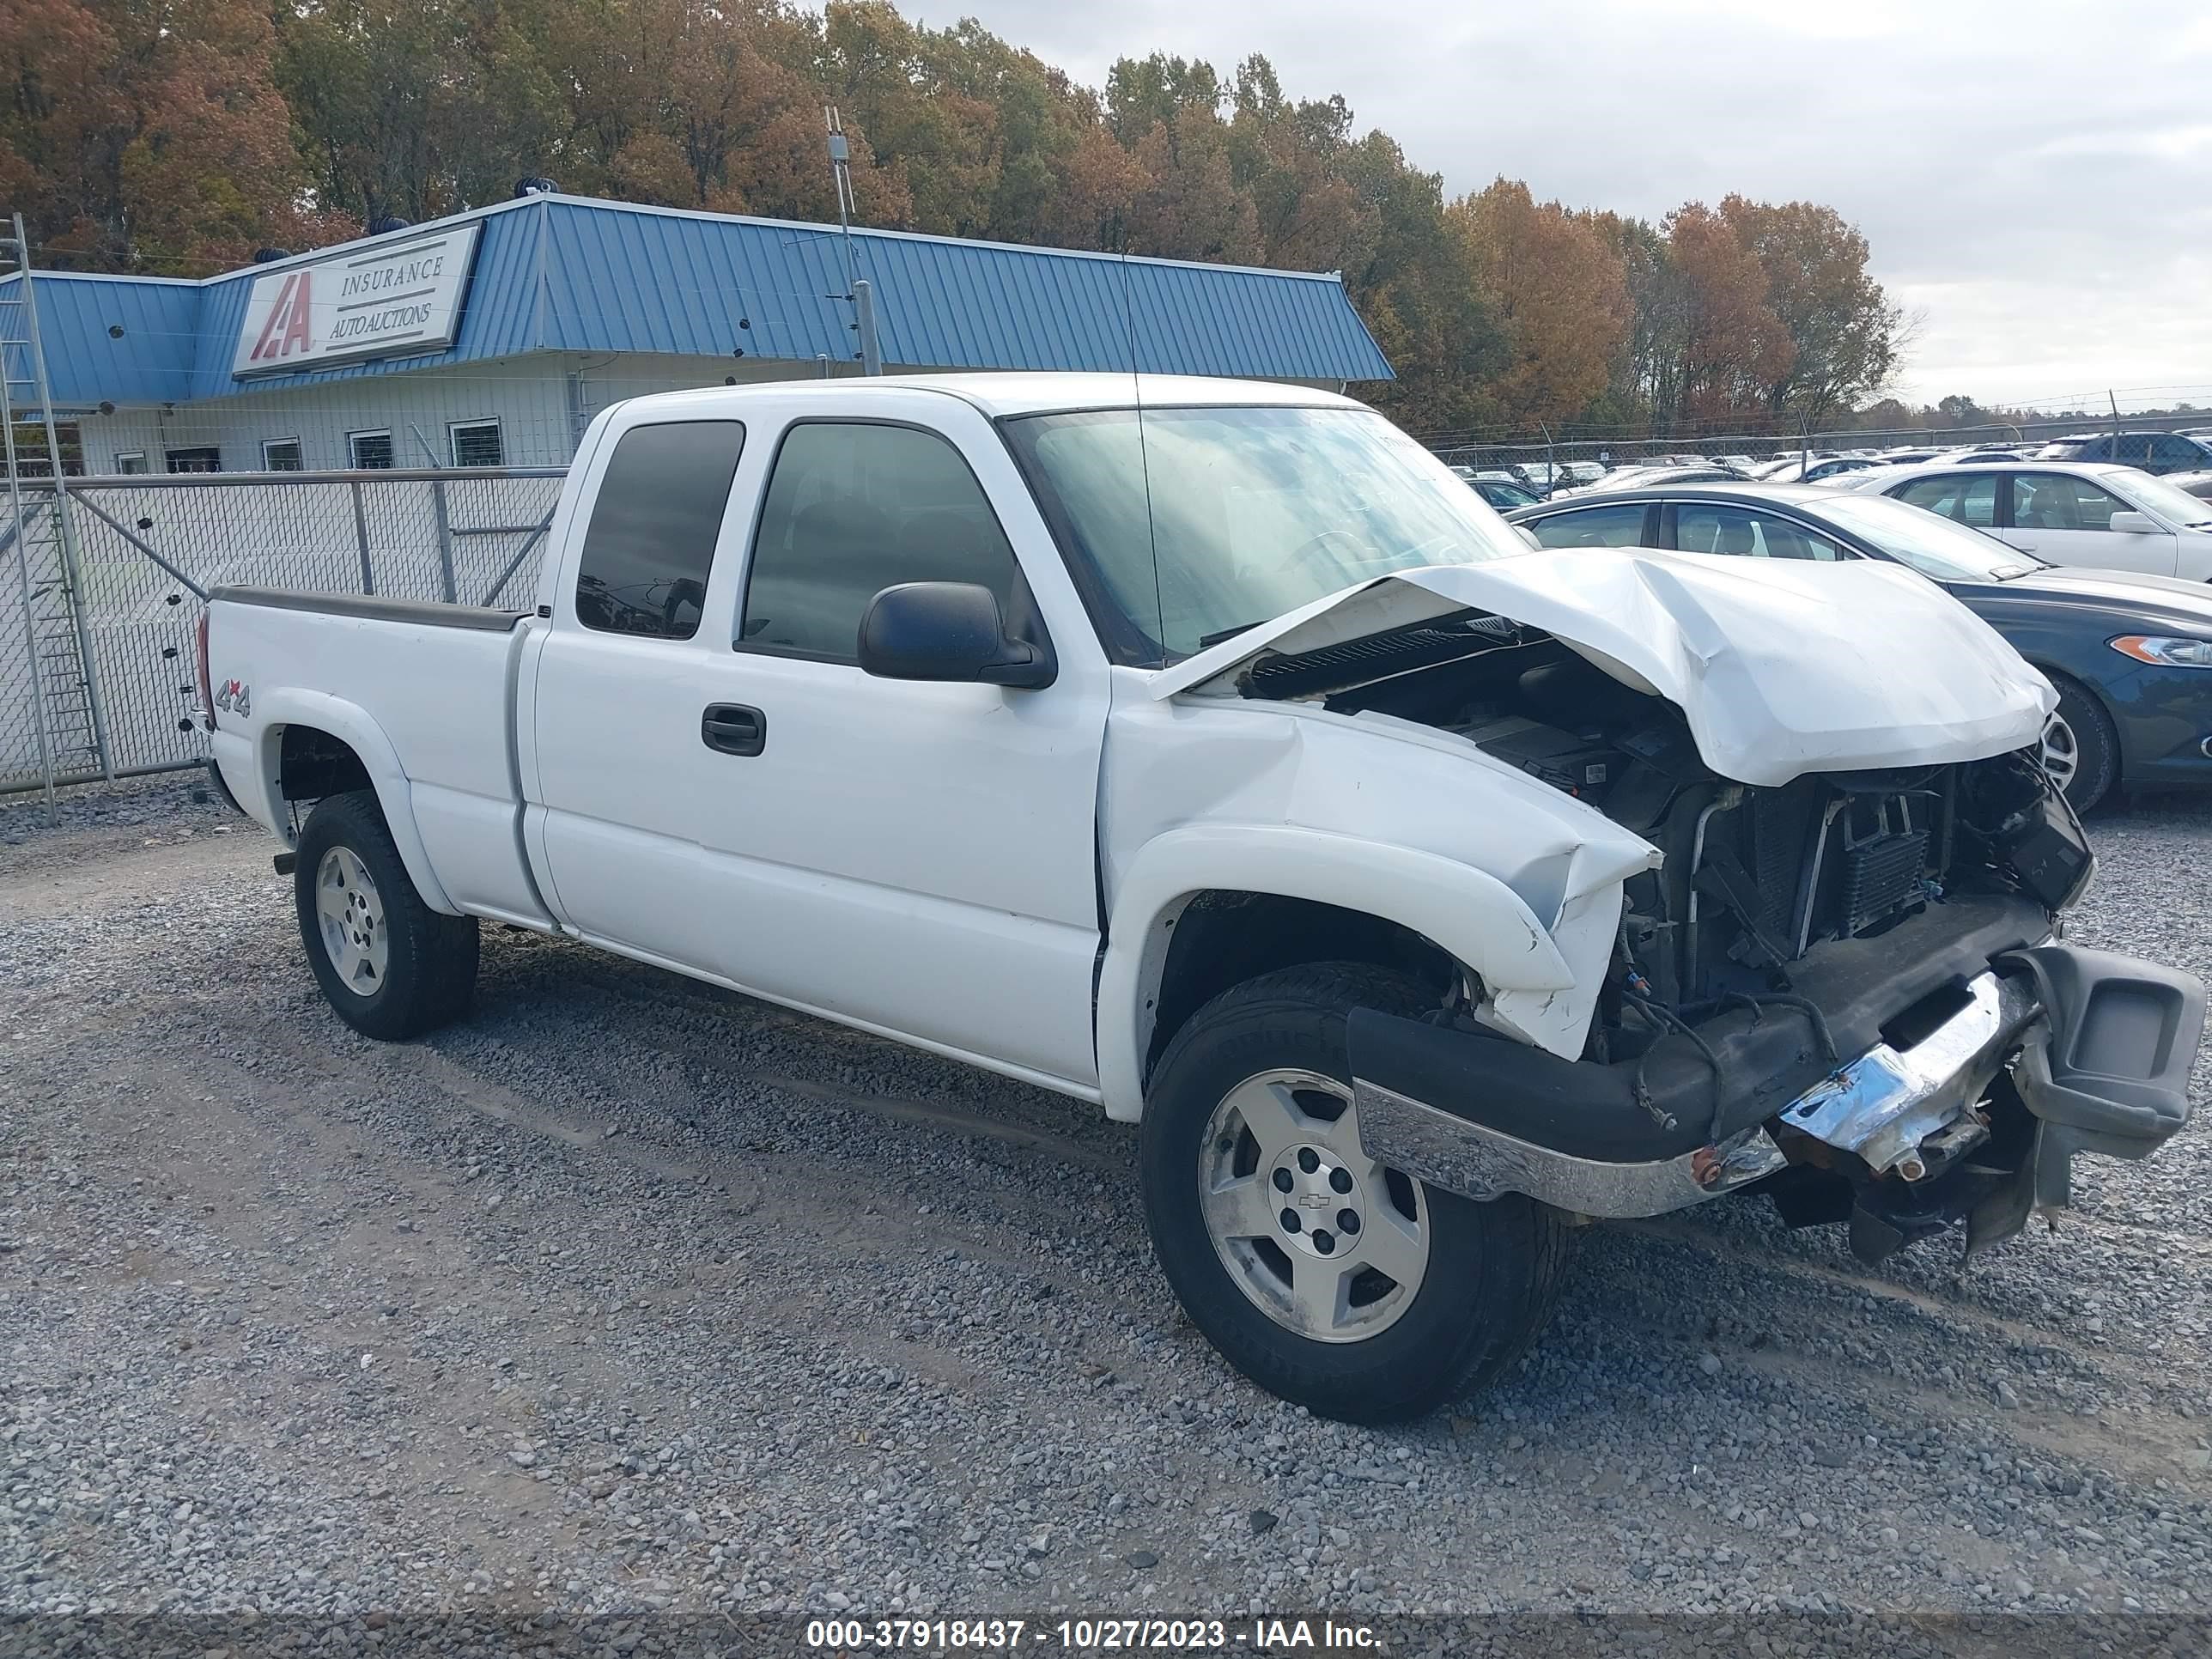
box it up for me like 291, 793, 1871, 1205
525, 416, 760, 975
690, 392, 1110, 1091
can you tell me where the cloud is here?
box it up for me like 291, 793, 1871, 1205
916, 0, 2212, 405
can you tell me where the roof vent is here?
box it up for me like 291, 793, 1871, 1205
252, 247, 289, 264
514, 176, 559, 198
368, 215, 411, 235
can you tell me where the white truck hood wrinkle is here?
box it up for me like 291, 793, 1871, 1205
1150, 550, 2056, 787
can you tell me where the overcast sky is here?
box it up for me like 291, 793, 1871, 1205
934, 0, 2212, 410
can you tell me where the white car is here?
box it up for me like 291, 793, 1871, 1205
198, 373, 2201, 1424
1873, 460, 2212, 580
1763, 454, 1879, 484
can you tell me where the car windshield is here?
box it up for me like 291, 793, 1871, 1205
1002, 404, 1528, 664
2116, 471, 2212, 529
1819, 493, 2044, 581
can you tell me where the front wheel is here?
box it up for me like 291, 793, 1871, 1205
294, 790, 479, 1040
1139, 963, 1569, 1424
2042, 674, 2118, 812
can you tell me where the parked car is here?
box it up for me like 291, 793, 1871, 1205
1713, 453, 1758, 470
1872, 460, 2212, 580
1448, 465, 1541, 510
1471, 475, 1542, 510
2033, 431, 2212, 476
1557, 459, 1610, 486
2167, 469, 2212, 503
200, 373, 2201, 1424
1762, 454, 1879, 484
1558, 461, 1753, 495
1511, 461, 1567, 495
1508, 480, 2212, 810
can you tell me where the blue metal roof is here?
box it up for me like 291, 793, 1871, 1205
8, 194, 1393, 408
0, 271, 202, 406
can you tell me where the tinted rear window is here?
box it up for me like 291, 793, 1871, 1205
574, 422, 746, 640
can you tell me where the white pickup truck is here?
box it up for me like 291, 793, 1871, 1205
203, 374, 2203, 1423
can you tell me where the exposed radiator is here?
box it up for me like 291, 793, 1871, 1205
1839, 828, 1931, 936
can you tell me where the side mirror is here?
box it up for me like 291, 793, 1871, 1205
2106, 510, 2159, 535
857, 581, 1056, 690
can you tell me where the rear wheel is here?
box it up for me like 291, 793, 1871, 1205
1139, 963, 1570, 1424
2042, 674, 2118, 811
294, 791, 478, 1040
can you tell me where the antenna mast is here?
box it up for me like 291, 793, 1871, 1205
824, 107, 881, 375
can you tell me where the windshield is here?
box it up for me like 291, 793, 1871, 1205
1002, 405, 1529, 664
2116, 470, 2212, 529
1819, 493, 2044, 581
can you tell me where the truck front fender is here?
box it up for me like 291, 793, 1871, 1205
250, 688, 458, 915
1095, 823, 1586, 1121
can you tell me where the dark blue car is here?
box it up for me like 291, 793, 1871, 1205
1504, 483, 2212, 811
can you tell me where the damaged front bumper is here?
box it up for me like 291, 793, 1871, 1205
1351, 929, 2204, 1262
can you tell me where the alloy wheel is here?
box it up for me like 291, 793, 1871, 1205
1196, 1067, 1430, 1343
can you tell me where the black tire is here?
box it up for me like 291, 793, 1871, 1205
293, 790, 478, 1040
1139, 962, 1570, 1424
2047, 672, 2118, 813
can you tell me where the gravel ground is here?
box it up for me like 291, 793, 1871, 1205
3, 775, 2210, 1647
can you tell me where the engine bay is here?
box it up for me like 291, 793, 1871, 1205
1243, 607, 2092, 1066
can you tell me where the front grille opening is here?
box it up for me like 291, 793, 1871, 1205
1881, 980, 1974, 1051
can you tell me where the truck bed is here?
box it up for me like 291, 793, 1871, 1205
205, 586, 548, 925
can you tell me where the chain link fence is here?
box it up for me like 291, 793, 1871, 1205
1418, 410, 2212, 475
1421, 421, 2039, 476
2, 467, 563, 796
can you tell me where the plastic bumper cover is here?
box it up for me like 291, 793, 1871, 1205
1352, 938, 2203, 1224
1961, 945, 2205, 1253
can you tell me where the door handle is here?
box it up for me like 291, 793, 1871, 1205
701, 702, 766, 757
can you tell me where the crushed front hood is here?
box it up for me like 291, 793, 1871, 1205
1151, 550, 2055, 787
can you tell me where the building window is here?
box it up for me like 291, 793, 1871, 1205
448, 418, 503, 468
348, 428, 394, 470
114, 451, 149, 475
261, 438, 304, 471
164, 447, 222, 474
6, 419, 85, 477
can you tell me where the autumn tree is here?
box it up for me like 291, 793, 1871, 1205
1452, 179, 1628, 429
1666, 202, 1793, 422
1340, 131, 1504, 433
277, 0, 580, 227
3, 0, 343, 270
1719, 194, 1901, 424
1225, 57, 1371, 275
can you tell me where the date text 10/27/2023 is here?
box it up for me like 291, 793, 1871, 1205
803, 1619, 1382, 1650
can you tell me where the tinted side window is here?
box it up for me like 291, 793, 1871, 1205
1525, 504, 1649, 550
575, 422, 746, 639
1676, 504, 1844, 561
741, 423, 1020, 660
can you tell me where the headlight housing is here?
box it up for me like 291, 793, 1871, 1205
2110, 635, 2212, 667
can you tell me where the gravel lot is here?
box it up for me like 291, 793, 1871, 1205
3, 775, 2211, 1643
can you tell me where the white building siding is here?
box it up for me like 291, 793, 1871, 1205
71, 350, 1346, 477
70, 352, 942, 476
